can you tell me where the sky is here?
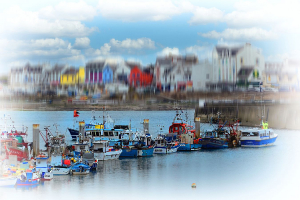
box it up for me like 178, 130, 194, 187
0, 0, 300, 75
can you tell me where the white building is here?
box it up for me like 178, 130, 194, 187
191, 60, 212, 91
265, 59, 300, 90
212, 43, 264, 88
155, 54, 197, 91
10, 63, 44, 94
114, 61, 131, 84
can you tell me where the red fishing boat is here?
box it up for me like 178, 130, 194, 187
1, 126, 30, 161
168, 109, 201, 151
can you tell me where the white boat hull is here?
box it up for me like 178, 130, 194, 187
52, 167, 71, 175
42, 172, 53, 180
0, 177, 17, 186
70, 170, 90, 175
94, 149, 122, 161
240, 134, 278, 147
154, 146, 178, 154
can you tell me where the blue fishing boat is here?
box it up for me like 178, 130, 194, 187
70, 163, 91, 175
119, 146, 138, 157
16, 172, 40, 186
136, 133, 154, 157
200, 128, 229, 149
240, 121, 278, 147
137, 146, 154, 157
121, 119, 154, 157
153, 134, 179, 154
120, 136, 154, 157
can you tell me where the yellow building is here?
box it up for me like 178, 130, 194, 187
60, 67, 85, 86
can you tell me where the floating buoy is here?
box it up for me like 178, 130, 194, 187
191, 183, 196, 188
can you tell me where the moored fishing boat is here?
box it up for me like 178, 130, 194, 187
16, 171, 40, 186
92, 140, 122, 161
70, 163, 90, 175
168, 110, 201, 151
200, 127, 229, 149
136, 133, 154, 157
51, 165, 71, 175
153, 134, 179, 154
1, 125, 30, 162
240, 121, 278, 147
35, 154, 53, 181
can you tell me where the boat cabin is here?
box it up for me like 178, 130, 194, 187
241, 129, 275, 138
202, 127, 228, 138
154, 135, 166, 147
139, 133, 152, 146
169, 123, 185, 135
72, 143, 90, 155
92, 140, 110, 153
180, 133, 194, 144
36, 155, 49, 173
86, 129, 123, 139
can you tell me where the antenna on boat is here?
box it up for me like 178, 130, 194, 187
53, 123, 60, 136
266, 108, 269, 122
157, 125, 164, 135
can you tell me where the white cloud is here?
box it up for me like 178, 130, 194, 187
184, 45, 213, 60
31, 38, 70, 49
0, 38, 82, 65
0, 6, 97, 38
158, 47, 180, 56
216, 38, 244, 47
86, 38, 156, 56
189, 7, 223, 25
93, 43, 112, 56
126, 58, 143, 65
224, 0, 300, 33
199, 28, 278, 41
110, 38, 155, 49
73, 37, 91, 49
185, 45, 207, 53
38, 1, 97, 21
98, 0, 187, 22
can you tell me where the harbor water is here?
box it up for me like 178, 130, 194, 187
0, 110, 300, 200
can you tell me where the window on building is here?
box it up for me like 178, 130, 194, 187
256, 58, 259, 65
206, 74, 209, 79
240, 58, 243, 65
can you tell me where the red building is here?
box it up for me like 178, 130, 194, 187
129, 66, 153, 87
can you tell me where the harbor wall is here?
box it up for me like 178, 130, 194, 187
195, 103, 300, 130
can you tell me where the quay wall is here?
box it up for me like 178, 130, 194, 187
195, 103, 300, 130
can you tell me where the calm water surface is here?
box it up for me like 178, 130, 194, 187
0, 110, 300, 200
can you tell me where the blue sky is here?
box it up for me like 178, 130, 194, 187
0, 0, 299, 74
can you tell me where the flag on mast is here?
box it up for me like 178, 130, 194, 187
74, 110, 80, 117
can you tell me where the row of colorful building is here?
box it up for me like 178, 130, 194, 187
7, 43, 300, 96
